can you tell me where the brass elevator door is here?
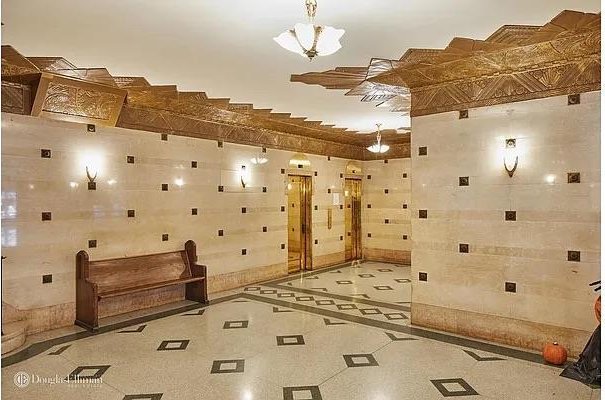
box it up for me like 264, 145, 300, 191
287, 175, 313, 273
345, 179, 362, 261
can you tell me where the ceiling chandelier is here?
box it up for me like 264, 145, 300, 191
367, 123, 390, 154
273, 0, 345, 61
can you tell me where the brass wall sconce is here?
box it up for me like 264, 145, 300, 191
86, 166, 97, 190
503, 138, 518, 178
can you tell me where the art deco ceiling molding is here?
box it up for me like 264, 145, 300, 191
291, 10, 601, 117
1, 45, 410, 160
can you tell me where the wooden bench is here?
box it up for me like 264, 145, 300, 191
75, 240, 207, 331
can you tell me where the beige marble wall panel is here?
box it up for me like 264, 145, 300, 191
411, 92, 601, 349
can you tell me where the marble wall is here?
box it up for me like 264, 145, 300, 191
410, 92, 601, 356
1, 114, 354, 333
362, 159, 412, 264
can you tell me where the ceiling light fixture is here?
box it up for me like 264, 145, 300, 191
367, 123, 389, 154
273, 0, 345, 61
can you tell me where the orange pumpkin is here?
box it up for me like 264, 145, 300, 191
595, 296, 601, 323
543, 342, 567, 365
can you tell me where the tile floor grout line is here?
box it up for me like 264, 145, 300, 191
240, 293, 558, 368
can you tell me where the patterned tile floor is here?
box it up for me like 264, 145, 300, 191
1, 261, 600, 400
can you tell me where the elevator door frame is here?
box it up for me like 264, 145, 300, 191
345, 178, 362, 261
287, 175, 313, 273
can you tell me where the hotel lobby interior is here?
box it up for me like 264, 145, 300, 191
0, 0, 602, 399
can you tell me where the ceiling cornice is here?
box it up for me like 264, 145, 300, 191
291, 10, 601, 117
1, 45, 410, 160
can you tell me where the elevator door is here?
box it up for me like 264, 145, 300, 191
345, 178, 362, 261
287, 175, 313, 273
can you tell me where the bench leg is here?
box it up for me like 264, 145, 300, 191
185, 280, 208, 304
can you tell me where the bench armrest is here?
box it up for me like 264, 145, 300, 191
75, 279, 99, 330
191, 263, 207, 278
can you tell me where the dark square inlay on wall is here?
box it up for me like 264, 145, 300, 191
314, 239, 318, 245
314, 171, 318, 176
127, 155, 135, 164
568, 93, 581, 105
403, 173, 408, 178
191, 208, 198, 215
459, 176, 469, 186
343, 354, 379, 368
567, 172, 581, 183
384, 189, 389, 194
281, 206, 286, 212
283, 386, 322, 400
459, 109, 469, 119
568, 250, 581, 262
403, 235, 408, 240
157, 340, 189, 351
67, 365, 110, 380
384, 159, 389, 164
505, 211, 516, 221
459, 243, 469, 253
218, 229, 224, 236
241, 207, 247, 213
403, 204, 408, 209
281, 168, 285, 174
87, 124, 96, 132
162, 234, 169, 241
367, 204, 372, 208
384, 219, 389, 224
281, 243, 285, 249
161, 133, 168, 141
87, 181, 96, 190
88, 240, 97, 248
418, 146, 428, 156
210, 359, 245, 374
419, 210, 428, 219
314, 205, 318, 211
262, 226, 267, 232
419, 272, 428, 282
218, 140, 224, 148
191, 161, 197, 168
430, 378, 478, 397
505, 282, 517, 293
328, 188, 332, 194
218, 185, 224, 192
367, 233, 372, 238
42, 274, 52, 284
241, 249, 247, 255
339, 204, 343, 210
367, 175, 372, 179
340, 236, 343, 241
41, 212, 52, 221
276, 335, 305, 346
127, 209, 135, 218
340, 173, 344, 178
262, 186, 267, 193
161, 183, 168, 191
41, 149, 52, 158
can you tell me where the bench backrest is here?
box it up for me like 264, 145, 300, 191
86, 251, 191, 291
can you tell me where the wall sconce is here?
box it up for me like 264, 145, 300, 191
240, 165, 249, 188
86, 166, 97, 190
503, 138, 518, 178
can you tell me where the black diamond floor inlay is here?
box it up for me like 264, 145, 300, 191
315, 300, 336, 306
119, 324, 147, 333
395, 278, 411, 283
123, 394, 163, 400
336, 304, 357, 310
330, 270, 342, 273
283, 386, 323, 400
157, 340, 189, 351
323, 318, 347, 326
210, 359, 245, 374
384, 312, 408, 320
343, 353, 379, 368
378, 268, 393, 272
385, 332, 418, 341
223, 320, 249, 329
463, 349, 505, 362
260, 289, 277, 294
295, 296, 315, 301
277, 292, 295, 298
48, 345, 71, 355
430, 378, 479, 397
276, 335, 305, 346
374, 285, 393, 290
66, 365, 110, 380
359, 308, 382, 315
244, 287, 261, 291
336, 280, 353, 285
273, 307, 293, 313
358, 274, 375, 278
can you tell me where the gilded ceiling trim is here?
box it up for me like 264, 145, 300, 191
291, 10, 601, 117
1, 45, 410, 160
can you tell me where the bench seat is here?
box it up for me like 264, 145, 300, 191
98, 276, 206, 299
75, 240, 208, 331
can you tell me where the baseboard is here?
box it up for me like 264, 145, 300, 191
313, 252, 346, 270
363, 248, 411, 265
412, 302, 594, 357
207, 262, 288, 293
